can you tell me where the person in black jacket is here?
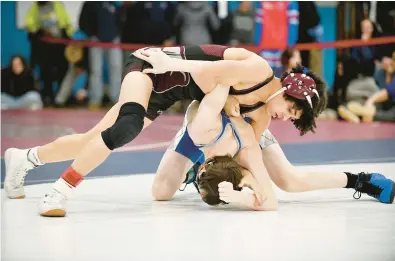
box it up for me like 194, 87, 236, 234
297, 1, 322, 67
1, 56, 43, 110
78, 1, 123, 110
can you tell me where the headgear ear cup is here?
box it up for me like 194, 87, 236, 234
282, 73, 319, 108
264, 73, 319, 107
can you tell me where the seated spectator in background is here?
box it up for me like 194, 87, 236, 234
336, 19, 384, 124
1, 56, 43, 110
347, 52, 395, 123
174, 2, 220, 46
337, 73, 379, 124
229, 1, 255, 46
374, 55, 395, 90
274, 48, 302, 77
54, 43, 89, 107
351, 19, 380, 77
337, 52, 395, 124
25, 1, 73, 107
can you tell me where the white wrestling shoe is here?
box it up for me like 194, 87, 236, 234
4, 148, 38, 199
39, 179, 74, 217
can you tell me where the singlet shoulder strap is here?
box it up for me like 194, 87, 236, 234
196, 111, 230, 148
239, 101, 265, 114
229, 73, 275, 96
230, 124, 242, 155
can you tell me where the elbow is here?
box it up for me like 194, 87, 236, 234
254, 199, 278, 211
263, 201, 278, 211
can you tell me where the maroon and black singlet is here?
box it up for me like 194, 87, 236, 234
122, 45, 273, 120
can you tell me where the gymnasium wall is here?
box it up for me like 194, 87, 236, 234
0, 1, 337, 88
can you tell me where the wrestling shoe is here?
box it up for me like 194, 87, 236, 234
353, 173, 395, 204
39, 179, 73, 217
4, 148, 38, 199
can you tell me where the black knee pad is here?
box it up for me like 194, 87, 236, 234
101, 102, 146, 150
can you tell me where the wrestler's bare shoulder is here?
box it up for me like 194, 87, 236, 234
223, 47, 273, 85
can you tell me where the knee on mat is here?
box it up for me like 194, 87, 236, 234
101, 102, 146, 150
151, 179, 175, 201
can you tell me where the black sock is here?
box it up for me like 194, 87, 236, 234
344, 172, 359, 189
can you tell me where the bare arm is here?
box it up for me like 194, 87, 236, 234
188, 84, 230, 142
170, 49, 271, 86
134, 48, 272, 87
236, 144, 278, 210
365, 89, 389, 106
218, 169, 275, 211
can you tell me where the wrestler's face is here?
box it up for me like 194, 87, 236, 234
267, 93, 301, 121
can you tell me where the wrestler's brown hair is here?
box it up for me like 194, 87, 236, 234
281, 64, 328, 135
198, 155, 243, 206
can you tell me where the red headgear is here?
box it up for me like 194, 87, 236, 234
265, 73, 319, 108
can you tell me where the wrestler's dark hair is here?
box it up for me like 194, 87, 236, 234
280, 64, 328, 135
198, 155, 243, 206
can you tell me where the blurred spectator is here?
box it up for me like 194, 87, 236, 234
374, 56, 395, 90
274, 48, 302, 77
356, 2, 395, 36
209, 1, 233, 45
337, 70, 380, 123
335, 18, 387, 123
167, 1, 220, 114
329, 53, 376, 123
121, 1, 176, 61
347, 57, 395, 123
79, 1, 123, 110
229, 1, 255, 46
351, 19, 380, 77
297, 2, 322, 67
174, 2, 220, 45
331, 56, 359, 109
54, 44, 89, 107
25, 1, 73, 107
1, 56, 43, 110
257, 2, 299, 71
346, 76, 379, 106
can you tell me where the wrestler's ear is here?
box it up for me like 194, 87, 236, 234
224, 96, 240, 117
231, 104, 240, 117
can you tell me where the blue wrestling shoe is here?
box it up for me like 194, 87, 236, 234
354, 173, 395, 204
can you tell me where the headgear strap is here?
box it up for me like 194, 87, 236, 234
265, 73, 319, 108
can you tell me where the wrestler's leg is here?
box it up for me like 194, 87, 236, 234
69, 72, 152, 175
39, 104, 121, 163
38, 72, 154, 216
4, 102, 152, 199
152, 150, 194, 201
261, 143, 347, 192
260, 130, 394, 203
